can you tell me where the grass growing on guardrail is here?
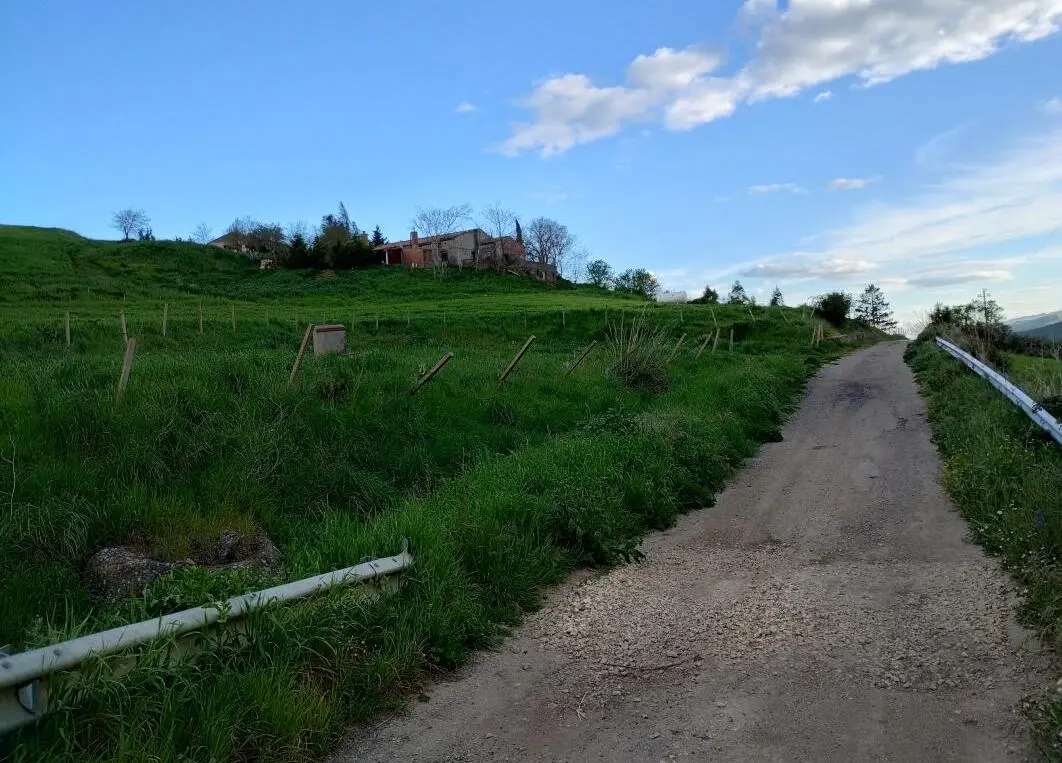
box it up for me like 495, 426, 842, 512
906, 340, 1062, 758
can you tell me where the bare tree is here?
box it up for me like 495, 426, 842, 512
479, 203, 516, 269
411, 203, 471, 271
191, 223, 212, 244
525, 217, 577, 278
286, 220, 309, 244
223, 216, 256, 251
112, 208, 149, 240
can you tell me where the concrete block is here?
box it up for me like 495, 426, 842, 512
312, 324, 346, 356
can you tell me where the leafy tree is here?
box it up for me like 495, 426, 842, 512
283, 232, 320, 269
929, 302, 972, 327
727, 280, 749, 305
854, 284, 897, 330
136, 227, 155, 241
370, 225, 387, 247
615, 268, 660, 300
689, 284, 719, 304
585, 259, 613, 287
815, 291, 852, 327
769, 286, 784, 307
968, 289, 1004, 328
112, 208, 149, 240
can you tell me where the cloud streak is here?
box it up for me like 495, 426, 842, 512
828, 176, 879, 191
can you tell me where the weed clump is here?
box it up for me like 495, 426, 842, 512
606, 313, 670, 393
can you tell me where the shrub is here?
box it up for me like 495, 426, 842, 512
815, 291, 852, 327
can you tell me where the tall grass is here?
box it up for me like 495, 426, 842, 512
906, 341, 1062, 758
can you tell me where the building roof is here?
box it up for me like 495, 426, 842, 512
374, 227, 495, 251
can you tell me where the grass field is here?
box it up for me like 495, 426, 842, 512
907, 340, 1062, 758
1009, 352, 1062, 403
1, 226, 866, 762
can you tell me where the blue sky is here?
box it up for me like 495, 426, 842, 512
2, 0, 1062, 326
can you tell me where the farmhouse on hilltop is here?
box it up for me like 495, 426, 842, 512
376, 227, 557, 281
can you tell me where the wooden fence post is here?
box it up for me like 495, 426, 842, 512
565, 340, 597, 375
119, 311, 128, 343
729, 327, 734, 352
410, 352, 454, 395
500, 335, 536, 383
116, 338, 136, 400
747, 305, 756, 323
288, 324, 314, 386
231, 305, 236, 336
709, 306, 718, 329
65, 311, 71, 347
711, 328, 721, 354
695, 334, 711, 358
162, 303, 168, 337
667, 333, 687, 362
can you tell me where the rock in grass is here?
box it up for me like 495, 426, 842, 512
85, 547, 189, 600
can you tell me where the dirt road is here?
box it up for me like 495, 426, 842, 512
334, 342, 1047, 762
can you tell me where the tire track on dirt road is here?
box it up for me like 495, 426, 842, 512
333, 342, 1049, 762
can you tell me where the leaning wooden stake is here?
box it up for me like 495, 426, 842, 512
695, 334, 711, 358
500, 335, 536, 383
729, 327, 734, 352
116, 338, 136, 400
288, 324, 314, 386
667, 333, 687, 362
711, 328, 721, 354
231, 305, 236, 335
119, 311, 128, 343
65, 311, 71, 347
709, 306, 718, 329
162, 303, 168, 337
747, 305, 756, 323
565, 340, 597, 375
410, 352, 454, 395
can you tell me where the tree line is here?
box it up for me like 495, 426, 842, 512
110, 202, 591, 279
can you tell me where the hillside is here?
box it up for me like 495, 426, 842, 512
0, 223, 883, 762
0, 225, 641, 326
1008, 309, 1062, 334
1024, 320, 1062, 342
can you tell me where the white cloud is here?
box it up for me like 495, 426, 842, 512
915, 124, 969, 166
627, 47, 723, 90
501, 1, 1062, 155
742, 257, 875, 279
749, 182, 807, 195
813, 90, 833, 103
455, 101, 477, 114
736, 127, 1062, 313
1043, 96, 1062, 114
829, 176, 879, 191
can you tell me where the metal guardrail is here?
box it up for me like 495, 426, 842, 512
936, 337, 1062, 446
0, 540, 412, 734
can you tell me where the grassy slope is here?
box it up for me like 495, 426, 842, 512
1, 227, 863, 762
906, 341, 1062, 758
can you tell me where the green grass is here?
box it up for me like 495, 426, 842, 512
906, 341, 1062, 759
0, 226, 868, 762
1009, 352, 1062, 403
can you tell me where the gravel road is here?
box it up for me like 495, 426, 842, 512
333, 342, 1049, 762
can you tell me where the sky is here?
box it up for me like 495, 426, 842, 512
2, 0, 1062, 328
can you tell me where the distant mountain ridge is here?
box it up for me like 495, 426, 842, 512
1008, 309, 1062, 334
